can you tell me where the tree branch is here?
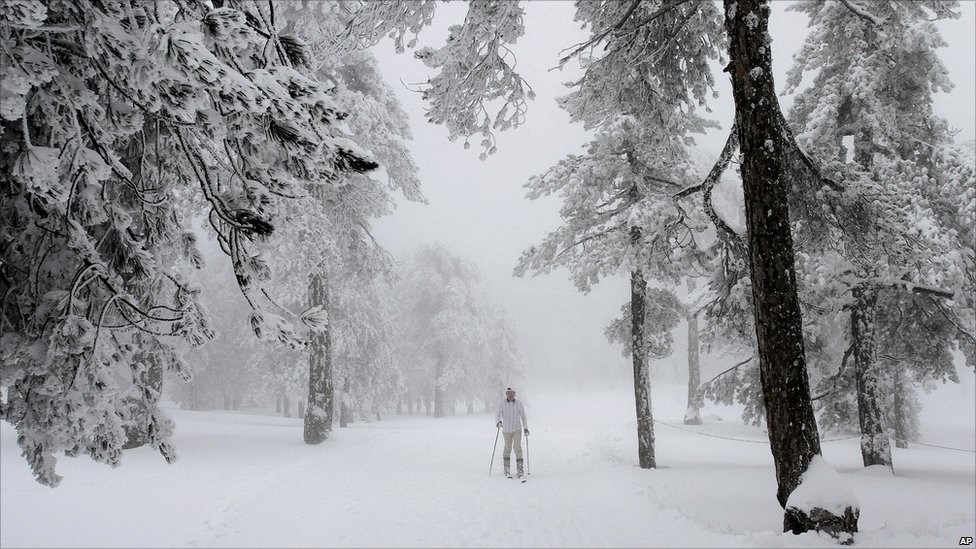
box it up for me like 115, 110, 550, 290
704, 354, 755, 386
926, 296, 976, 346
837, 0, 886, 27
558, 0, 643, 66
812, 343, 854, 401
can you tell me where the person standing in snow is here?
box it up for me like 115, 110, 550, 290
495, 387, 529, 478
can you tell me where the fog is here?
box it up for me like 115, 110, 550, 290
367, 1, 976, 392
3, 2, 975, 546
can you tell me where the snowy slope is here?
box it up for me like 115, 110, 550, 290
2, 378, 973, 548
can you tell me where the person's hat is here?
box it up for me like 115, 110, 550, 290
505, 387, 515, 393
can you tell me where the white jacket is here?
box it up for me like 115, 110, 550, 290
495, 399, 527, 433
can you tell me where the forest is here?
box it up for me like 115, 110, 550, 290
0, 0, 973, 546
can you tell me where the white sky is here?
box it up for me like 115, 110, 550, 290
369, 1, 976, 392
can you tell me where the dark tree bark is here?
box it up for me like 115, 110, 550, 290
630, 262, 656, 469
850, 288, 892, 468
122, 353, 163, 449
304, 272, 334, 444
627, 175, 656, 470
724, 0, 857, 537
892, 365, 909, 449
685, 278, 702, 426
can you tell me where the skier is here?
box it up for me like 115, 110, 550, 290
495, 387, 529, 478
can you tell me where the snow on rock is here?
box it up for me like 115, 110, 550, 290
784, 455, 860, 541
786, 455, 860, 516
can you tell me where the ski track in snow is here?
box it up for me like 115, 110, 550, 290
1, 384, 973, 548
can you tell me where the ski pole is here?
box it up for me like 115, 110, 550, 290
488, 425, 501, 476
525, 430, 530, 476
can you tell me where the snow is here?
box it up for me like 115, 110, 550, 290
2, 379, 973, 548
786, 455, 860, 516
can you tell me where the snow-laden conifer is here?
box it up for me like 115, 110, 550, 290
0, 0, 374, 485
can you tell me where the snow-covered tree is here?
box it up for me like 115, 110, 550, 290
720, 0, 864, 534
514, 0, 724, 470
340, 0, 857, 535
0, 0, 375, 486
515, 117, 707, 469
232, 2, 424, 443
341, 0, 532, 159
480, 312, 526, 411
784, 0, 973, 470
168, 261, 274, 413
394, 245, 492, 417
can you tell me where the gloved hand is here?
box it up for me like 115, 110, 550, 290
496, 421, 503, 428
524, 428, 530, 436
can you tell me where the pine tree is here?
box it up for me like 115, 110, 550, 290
785, 0, 973, 469
239, 2, 423, 444
1, 0, 376, 485
344, 0, 858, 535
395, 245, 489, 418
723, 0, 859, 535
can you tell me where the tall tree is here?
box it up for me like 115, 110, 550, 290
684, 278, 702, 425
514, 0, 723, 468
785, 0, 973, 469
253, 2, 422, 444
724, 0, 857, 535
515, 117, 706, 469
1, 0, 376, 486
343, 0, 861, 536
395, 245, 489, 418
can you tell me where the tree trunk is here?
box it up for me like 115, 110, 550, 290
275, 395, 282, 414
685, 278, 702, 426
339, 377, 351, 428
122, 353, 163, 449
851, 287, 892, 468
283, 394, 291, 418
304, 272, 334, 444
188, 382, 200, 412
725, 0, 855, 537
434, 352, 445, 418
631, 265, 656, 469
893, 365, 909, 449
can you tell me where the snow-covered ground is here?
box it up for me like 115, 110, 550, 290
2, 376, 973, 548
